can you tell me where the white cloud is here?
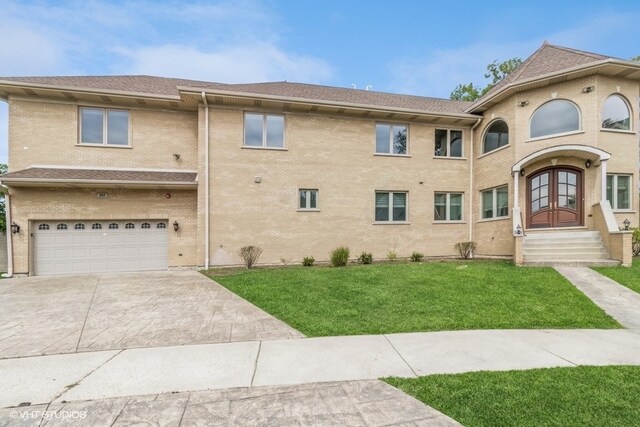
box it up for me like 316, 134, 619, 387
117, 43, 333, 83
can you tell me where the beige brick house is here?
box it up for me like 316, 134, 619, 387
0, 43, 638, 276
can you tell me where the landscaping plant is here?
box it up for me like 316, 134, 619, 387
302, 256, 315, 267
454, 241, 477, 259
387, 250, 397, 261
357, 252, 374, 264
410, 252, 424, 262
633, 228, 640, 257
238, 245, 263, 269
330, 246, 350, 267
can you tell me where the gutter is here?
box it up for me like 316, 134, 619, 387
468, 116, 483, 255
201, 92, 210, 270
2, 187, 13, 278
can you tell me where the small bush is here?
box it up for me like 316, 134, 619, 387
330, 246, 350, 267
633, 228, 640, 257
387, 250, 397, 261
410, 252, 424, 262
302, 256, 315, 267
357, 252, 374, 264
239, 246, 263, 269
454, 241, 477, 260
280, 258, 291, 267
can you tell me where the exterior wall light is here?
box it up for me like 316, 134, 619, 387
10, 222, 20, 234
585, 160, 591, 168
518, 100, 529, 107
623, 218, 630, 230
581, 86, 595, 93
173, 221, 180, 232
515, 224, 523, 235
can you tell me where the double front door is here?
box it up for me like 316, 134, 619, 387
527, 167, 583, 228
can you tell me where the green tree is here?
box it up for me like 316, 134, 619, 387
0, 163, 6, 233
450, 57, 522, 101
631, 55, 640, 62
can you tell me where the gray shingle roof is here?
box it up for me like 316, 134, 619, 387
0, 167, 197, 184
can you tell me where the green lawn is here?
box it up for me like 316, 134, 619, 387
205, 261, 619, 336
385, 366, 640, 427
594, 258, 640, 294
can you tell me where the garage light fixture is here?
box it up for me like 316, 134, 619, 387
11, 222, 20, 234
173, 221, 179, 232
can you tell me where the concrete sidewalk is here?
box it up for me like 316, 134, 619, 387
3, 328, 639, 409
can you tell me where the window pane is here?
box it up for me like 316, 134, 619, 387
434, 193, 447, 220
392, 126, 407, 155
602, 95, 630, 130
617, 176, 630, 209
606, 175, 614, 206
484, 121, 509, 153
482, 190, 494, 219
392, 193, 406, 221
375, 192, 389, 221
310, 190, 317, 209
449, 194, 462, 221
107, 110, 129, 145
376, 124, 390, 153
299, 190, 307, 209
450, 131, 463, 157
497, 186, 509, 217
434, 129, 447, 156
530, 100, 580, 138
244, 114, 263, 146
81, 108, 103, 144
266, 115, 284, 147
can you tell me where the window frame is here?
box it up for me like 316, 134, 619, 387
434, 128, 464, 158
481, 120, 509, 155
606, 174, 633, 211
601, 94, 633, 132
79, 107, 131, 147
374, 123, 409, 156
480, 185, 509, 220
242, 112, 286, 149
528, 99, 582, 140
434, 192, 464, 222
374, 191, 409, 223
298, 189, 320, 211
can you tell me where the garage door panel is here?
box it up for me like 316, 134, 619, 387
33, 220, 169, 276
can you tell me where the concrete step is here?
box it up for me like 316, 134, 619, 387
524, 259, 621, 267
524, 247, 609, 255
523, 238, 604, 246
524, 231, 600, 239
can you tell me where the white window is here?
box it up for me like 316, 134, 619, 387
299, 189, 319, 210
607, 174, 632, 210
244, 113, 284, 148
483, 120, 509, 154
375, 124, 408, 155
602, 95, 631, 130
435, 129, 463, 157
80, 107, 129, 146
481, 186, 509, 219
375, 192, 407, 222
530, 100, 580, 139
434, 193, 463, 221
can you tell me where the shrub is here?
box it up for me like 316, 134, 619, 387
357, 252, 373, 264
454, 241, 477, 260
302, 256, 315, 267
633, 228, 640, 257
387, 250, 397, 261
280, 258, 291, 267
238, 245, 263, 269
410, 251, 424, 262
330, 246, 350, 267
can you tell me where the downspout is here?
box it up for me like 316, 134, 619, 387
2, 186, 13, 278
468, 117, 483, 256
201, 92, 210, 270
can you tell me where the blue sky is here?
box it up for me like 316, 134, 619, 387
1, 0, 639, 163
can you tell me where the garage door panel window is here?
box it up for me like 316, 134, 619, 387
38, 224, 50, 230
109, 223, 119, 229
57, 224, 67, 230
141, 222, 151, 229
74, 223, 85, 230
157, 222, 167, 229
125, 223, 135, 229
92, 223, 102, 229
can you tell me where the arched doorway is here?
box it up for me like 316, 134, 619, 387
527, 167, 583, 228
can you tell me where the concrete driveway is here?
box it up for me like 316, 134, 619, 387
0, 271, 303, 358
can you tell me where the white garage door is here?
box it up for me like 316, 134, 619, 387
33, 220, 168, 276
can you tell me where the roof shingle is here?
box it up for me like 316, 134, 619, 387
0, 168, 197, 184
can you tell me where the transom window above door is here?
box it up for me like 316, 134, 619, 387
80, 107, 130, 146
375, 124, 408, 155
244, 113, 285, 148
434, 129, 463, 157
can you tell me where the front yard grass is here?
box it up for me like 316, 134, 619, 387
385, 366, 640, 427
593, 258, 640, 294
205, 260, 619, 336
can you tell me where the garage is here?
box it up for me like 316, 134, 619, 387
33, 220, 169, 275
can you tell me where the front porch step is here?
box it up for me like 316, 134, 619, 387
524, 259, 621, 267
522, 230, 614, 266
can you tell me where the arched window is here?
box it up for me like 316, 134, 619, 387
57, 223, 68, 230
109, 223, 119, 229
602, 95, 631, 130
92, 223, 102, 230
38, 224, 50, 230
157, 222, 167, 229
141, 222, 151, 229
483, 120, 509, 153
125, 223, 135, 229
74, 223, 85, 230
530, 100, 580, 139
